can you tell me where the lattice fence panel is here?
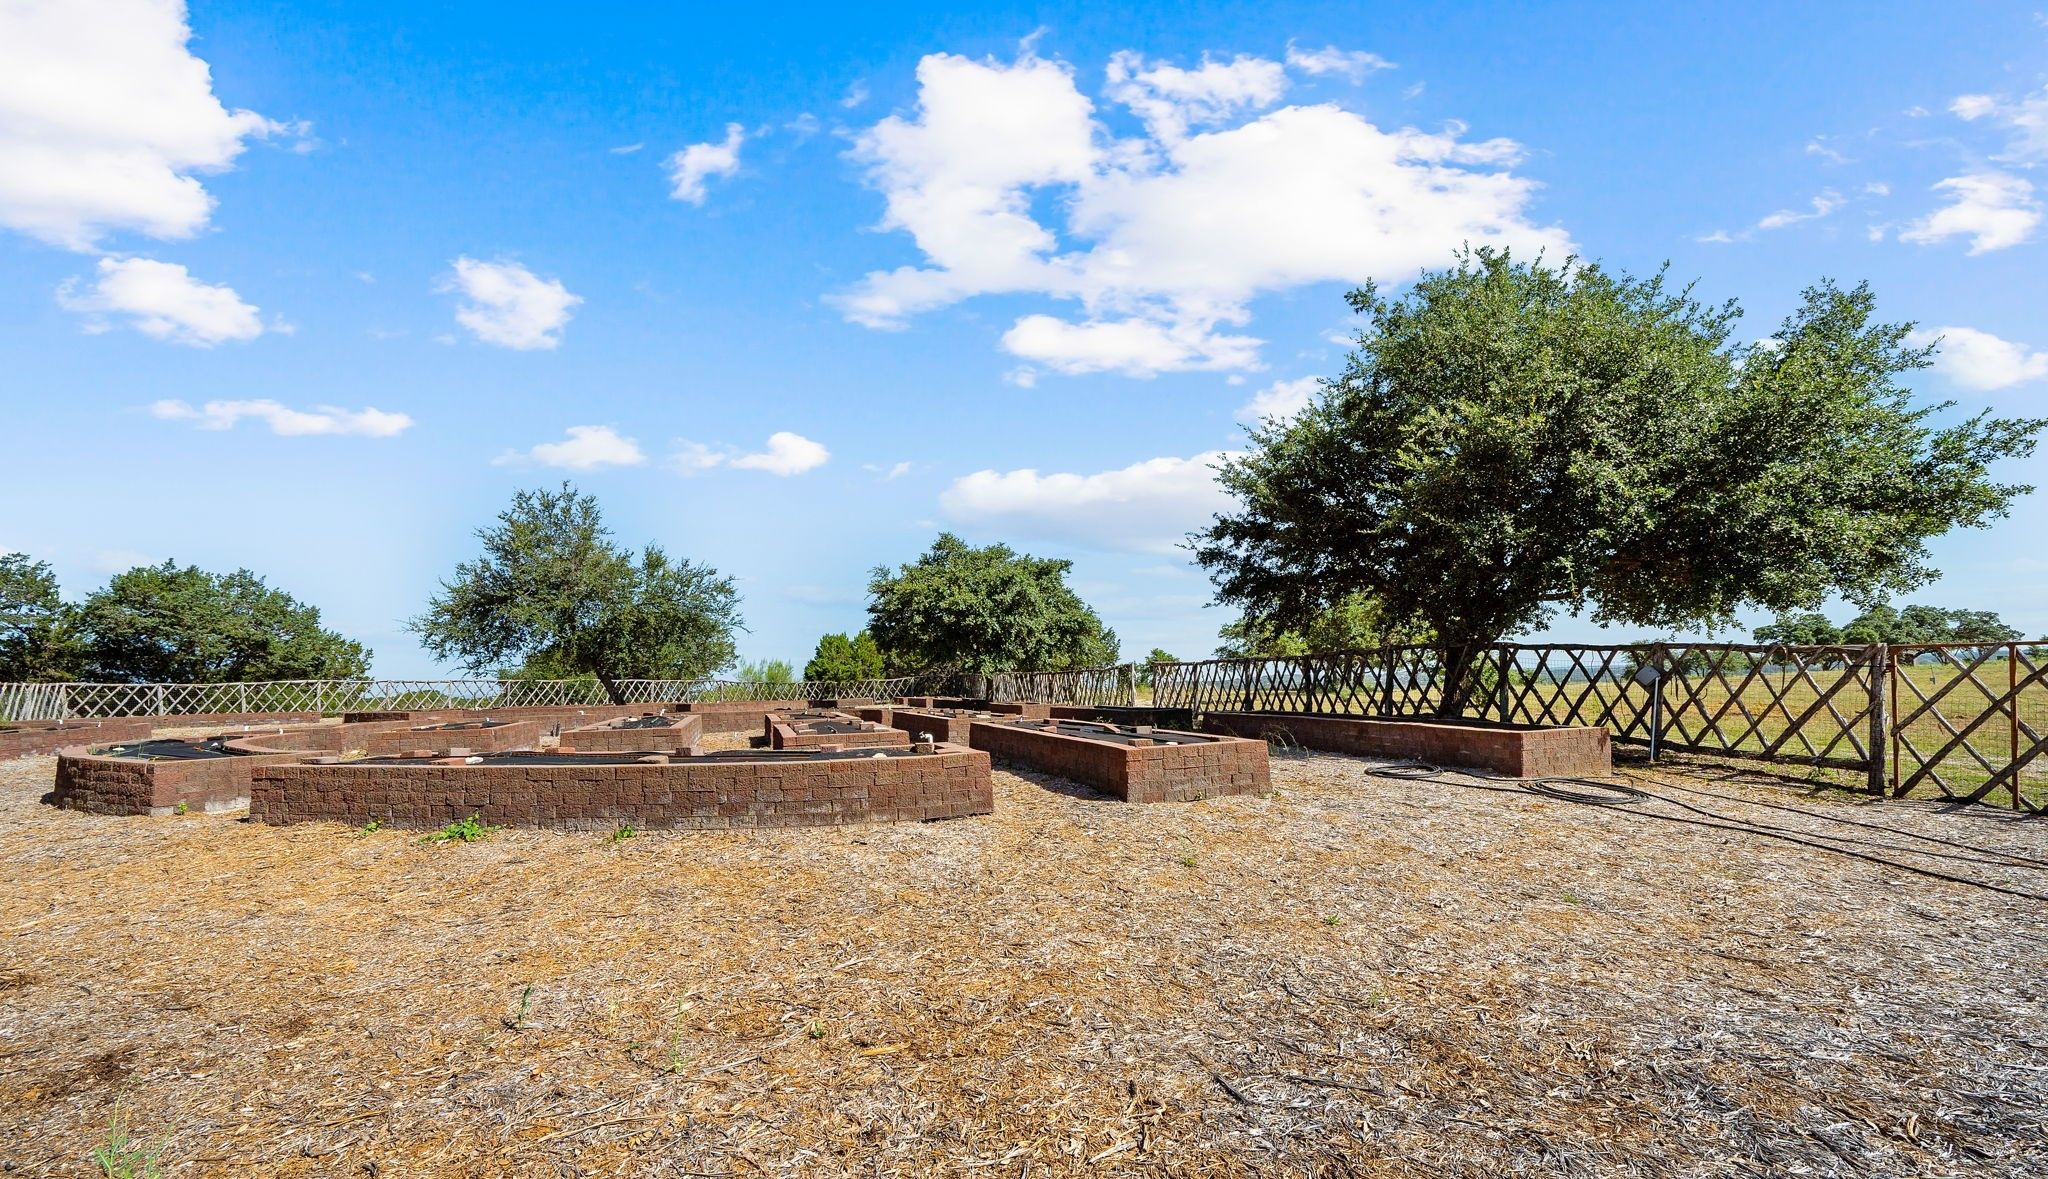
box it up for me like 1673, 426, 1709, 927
0, 682, 66, 723
988, 665, 1137, 707
1889, 643, 2048, 811
1149, 648, 1461, 717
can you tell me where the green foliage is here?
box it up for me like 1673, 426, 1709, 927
422, 814, 499, 844
1751, 611, 1843, 647
609, 823, 637, 842
734, 658, 796, 686
1756, 604, 2023, 655
0, 553, 80, 681
804, 630, 886, 682
410, 484, 742, 702
90, 1110, 164, 1179
1213, 593, 1432, 658
72, 561, 369, 683
1197, 249, 2043, 713
1136, 647, 1177, 687
505, 984, 536, 1030
866, 533, 1119, 674
359, 818, 383, 836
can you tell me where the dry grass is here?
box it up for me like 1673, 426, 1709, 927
2, 747, 2045, 1177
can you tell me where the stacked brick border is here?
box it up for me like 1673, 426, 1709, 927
967, 720, 1269, 803
560, 713, 705, 753
2, 718, 153, 760
1198, 712, 1612, 779
669, 699, 811, 734
249, 745, 993, 830
767, 714, 909, 750
52, 745, 309, 815
882, 707, 1009, 746
364, 719, 550, 757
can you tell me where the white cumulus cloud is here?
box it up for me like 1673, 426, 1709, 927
835, 48, 1567, 379
1950, 86, 2048, 166
444, 256, 581, 349
1283, 44, 1395, 81
1898, 172, 2040, 254
0, 0, 293, 250
498, 425, 646, 470
57, 256, 262, 345
149, 398, 413, 436
940, 451, 1237, 554
1235, 375, 1321, 423
666, 123, 745, 205
1909, 325, 2048, 391
669, 431, 830, 476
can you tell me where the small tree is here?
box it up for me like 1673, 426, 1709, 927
735, 658, 797, 686
866, 533, 1119, 674
71, 560, 369, 682
0, 554, 80, 681
804, 630, 887, 682
1196, 250, 2043, 714
1752, 611, 1844, 647
1214, 593, 1431, 658
410, 484, 741, 703
1136, 648, 1177, 688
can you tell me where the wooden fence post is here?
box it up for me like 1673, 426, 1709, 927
1866, 644, 1890, 796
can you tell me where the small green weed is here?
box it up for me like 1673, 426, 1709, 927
503, 984, 536, 1030
422, 814, 498, 845
171, 802, 188, 816
807, 1020, 826, 1040
90, 1110, 164, 1179
1178, 854, 1198, 868
359, 818, 383, 836
608, 824, 637, 843
1323, 914, 1343, 927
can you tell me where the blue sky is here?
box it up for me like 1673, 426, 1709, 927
3, 1, 2046, 678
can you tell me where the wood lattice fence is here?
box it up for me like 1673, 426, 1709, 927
1149, 642, 2048, 812
10, 647, 2047, 811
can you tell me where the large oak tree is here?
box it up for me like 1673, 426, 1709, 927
1195, 249, 2043, 714
410, 484, 741, 702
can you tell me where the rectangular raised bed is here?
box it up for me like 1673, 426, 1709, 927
768, 712, 910, 749
559, 712, 704, 753
53, 740, 308, 815
1, 717, 153, 760
1198, 712, 1612, 779
249, 744, 993, 829
967, 719, 1269, 803
363, 718, 548, 756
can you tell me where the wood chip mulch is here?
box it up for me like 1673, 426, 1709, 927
1, 746, 2044, 1177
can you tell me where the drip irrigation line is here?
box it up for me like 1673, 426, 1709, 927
1634, 772, 2048, 871
1368, 760, 2048, 903
1614, 777, 2048, 872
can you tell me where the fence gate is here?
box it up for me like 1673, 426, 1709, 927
1888, 643, 2048, 813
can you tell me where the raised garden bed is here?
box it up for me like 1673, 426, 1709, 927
1, 717, 153, 760
967, 718, 1269, 803
1198, 712, 1612, 779
768, 711, 911, 750
249, 743, 992, 830
559, 712, 705, 753
51, 738, 307, 815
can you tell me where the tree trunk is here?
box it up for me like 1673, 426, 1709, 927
594, 669, 626, 705
1434, 640, 1488, 719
